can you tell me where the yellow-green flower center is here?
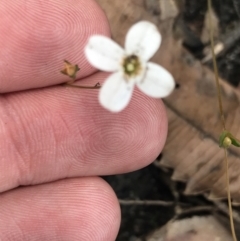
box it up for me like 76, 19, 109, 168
123, 55, 141, 77
223, 136, 232, 148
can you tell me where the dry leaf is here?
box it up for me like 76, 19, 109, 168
201, 7, 219, 44
159, 0, 179, 20
96, 0, 240, 201
160, 42, 240, 201
146, 216, 232, 241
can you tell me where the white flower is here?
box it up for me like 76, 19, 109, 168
85, 21, 175, 112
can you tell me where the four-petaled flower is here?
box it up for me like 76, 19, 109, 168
85, 21, 175, 112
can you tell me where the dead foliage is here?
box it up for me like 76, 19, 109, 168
96, 0, 240, 202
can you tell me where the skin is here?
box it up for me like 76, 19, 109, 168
0, 0, 168, 240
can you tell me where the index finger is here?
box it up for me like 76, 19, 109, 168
0, 0, 110, 93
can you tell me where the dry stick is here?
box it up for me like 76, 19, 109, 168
208, 8, 225, 130
119, 199, 174, 206
207, 0, 237, 240
224, 149, 238, 241
202, 22, 240, 63
212, 199, 240, 223
63, 83, 101, 89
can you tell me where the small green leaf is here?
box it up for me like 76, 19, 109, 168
219, 131, 229, 147
228, 133, 240, 147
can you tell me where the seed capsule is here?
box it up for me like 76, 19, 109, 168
219, 131, 240, 148
61, 60, 80, 79
223, 136, 232, 148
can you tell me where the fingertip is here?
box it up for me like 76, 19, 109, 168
0, 177, 121, 241
0, 72, 168, 191
77, 73, 169, 172
70, 73, 169, 172
123, 90, 168, 169
0, 0, 110, 92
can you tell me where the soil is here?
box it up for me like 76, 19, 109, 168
104, 161, 175, 241
104, 158, 213, 241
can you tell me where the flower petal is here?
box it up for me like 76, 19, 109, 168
137, 62, 175, 98
85, 35, 124, 72
99, 72, 134, 112
125, 21, 161, 61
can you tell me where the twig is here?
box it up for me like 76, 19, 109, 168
208, 0, 226, 131
173, 205, 214, 218
63, 82, 101, 89
224, 148, 238, 241
202, 22, 240, 63
213, 200, 240, 223
118, 199, 174, 206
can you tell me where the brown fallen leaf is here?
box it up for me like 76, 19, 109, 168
146, 216, 232, 241
96, 0, 240, 201
159, 38, 240, 201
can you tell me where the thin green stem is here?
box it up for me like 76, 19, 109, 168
208, 0, 226, 131
224, 148, 237, 241
63, 83, 101, 89
208, 0, 237, 240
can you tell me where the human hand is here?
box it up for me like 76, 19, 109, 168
0, 0, 168, 240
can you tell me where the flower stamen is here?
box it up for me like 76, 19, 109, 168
123, 55, 141, 77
